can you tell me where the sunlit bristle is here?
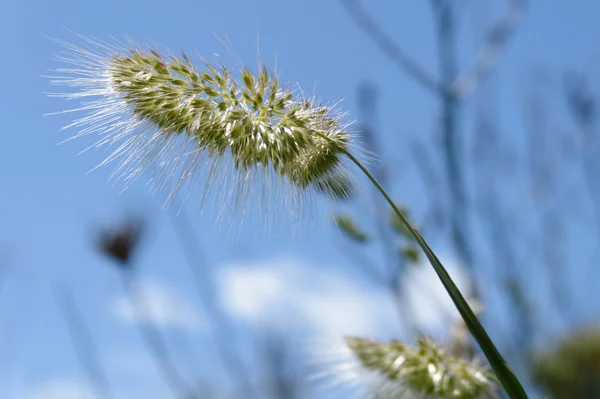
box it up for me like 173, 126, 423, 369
45, 33, 363, 232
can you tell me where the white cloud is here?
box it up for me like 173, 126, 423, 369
216, 255, 404, 389
110, 278, 203, 332
26, 379, 96, 399
216, 253, 472, 338
213, 254, 474, 396
218, 265, 285, 322
217, 256, 399, 339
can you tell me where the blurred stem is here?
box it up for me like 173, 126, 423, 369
541, 213, 574, 326
119, 270, 192, 399
432, 1, 477, 293
55, 284, 114, 399
168, 209, 256, 398
576, 119, 600, 273
341, 0, 442, 94
342, 148, 528, 399
356, 83, 415, 333
477, 195, 534, 376
581, 153, 600, 242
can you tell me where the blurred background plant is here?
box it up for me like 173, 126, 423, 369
1, 0, 600, 398
532, 326, 600, 399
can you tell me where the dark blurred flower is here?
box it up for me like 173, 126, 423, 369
95, 217, 145, 267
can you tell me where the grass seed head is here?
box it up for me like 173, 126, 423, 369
46, 34, 360, 230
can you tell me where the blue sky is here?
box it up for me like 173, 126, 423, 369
1, 0, 599, 398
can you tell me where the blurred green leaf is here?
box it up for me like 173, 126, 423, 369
334, 215, 369, 243
400, 245, 420, 265
389, 202, 412, 237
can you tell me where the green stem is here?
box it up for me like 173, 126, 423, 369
343, 149, 528, 399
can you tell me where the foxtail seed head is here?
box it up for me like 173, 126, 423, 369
344, 337, 496, 399
46, 35, 358, 228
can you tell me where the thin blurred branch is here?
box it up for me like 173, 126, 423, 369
340, 0, 529, 301
470, 99, 534, 371
410, 137, 447, 234
168, 209, 256, 398
476, 193, 534, 362
356, 82, 405, 286
418, 203, 445, 240
256, 329, 304, 399
342, 0, 527, 100
525, 73, 581, 328
119, 270, 193, 399
0, 243, 15, 293
336, 240, 387, 287
340, 0, 442, 94
564, 72, 600, 238
353, 82, 428, 337
54, 283, 114, 399
449, 0, 528, 99
95, 216, 193, 399
431, 1, 477, 297
410, 138, 443, 198
541, 212, 575, 325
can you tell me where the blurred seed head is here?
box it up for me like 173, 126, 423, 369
447, 299, 484, 359
318, 336, 496, 399
532, 326, 600, 399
